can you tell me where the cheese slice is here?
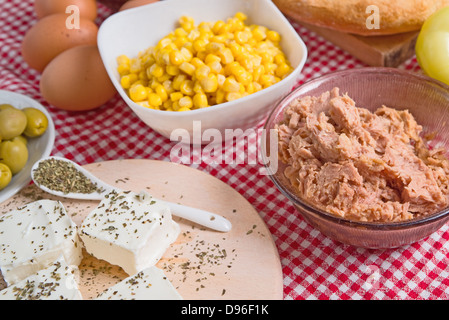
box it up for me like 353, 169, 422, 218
0, 200, 83, 286
95, 266, 182, 300
79, 190, 180, 276
0, 257, 83, 300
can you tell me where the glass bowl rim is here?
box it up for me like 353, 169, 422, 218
262, 67, 449, 231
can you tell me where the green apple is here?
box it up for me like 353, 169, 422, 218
416, 6, 449, 85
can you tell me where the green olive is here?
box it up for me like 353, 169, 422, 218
0, 104, 15, 111
0, 108, 27, 140
11, 135, 28, 146
22, 108, 48, 138
0, 139, 28, 175
0, 163, 12, 190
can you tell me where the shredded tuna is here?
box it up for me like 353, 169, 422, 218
275, 88, 449, 222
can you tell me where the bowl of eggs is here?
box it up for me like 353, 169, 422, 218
0, 90, 55, 204
97, 0, 308, 143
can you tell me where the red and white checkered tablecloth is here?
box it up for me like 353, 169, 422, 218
1, 0, 448, 300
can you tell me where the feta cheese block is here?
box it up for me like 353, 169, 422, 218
79, 190, 180, 275
95, 266, 182, 300
0, 200, 83, 286
0, 257, 83, 300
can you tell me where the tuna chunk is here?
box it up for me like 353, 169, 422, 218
276, 88, 449, 222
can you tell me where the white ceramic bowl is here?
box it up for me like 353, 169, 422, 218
0, 90, 55, 204
98, 0, 307, 144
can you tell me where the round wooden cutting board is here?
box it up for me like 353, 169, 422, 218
0, 159, 283, 300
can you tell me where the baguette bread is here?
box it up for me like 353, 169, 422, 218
273, 0, 449, 36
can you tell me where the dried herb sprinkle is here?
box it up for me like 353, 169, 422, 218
33, 158, 104, 195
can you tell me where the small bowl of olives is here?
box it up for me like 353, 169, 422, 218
0, 90, 55, 204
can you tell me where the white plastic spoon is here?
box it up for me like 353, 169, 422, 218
31, 156, 232, 232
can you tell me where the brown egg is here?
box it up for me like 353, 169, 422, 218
34, 0, 97, 21
40, 45, 117, 111
21, 13, 98, 72
119, 0, 160, 11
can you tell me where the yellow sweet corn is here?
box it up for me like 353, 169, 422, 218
206, 42, 225, 54
230, 18, 245, 32
117, 54, 130, 66
117, 64, 130, 76
149, 63, 165, 78
166, 64, 180, 76
253, 65, 265, 82
217, 74, 226, 89
217, 48, 234, 65
169, 50, 184, 66
129, 58, 142, 74
222, 76, 240, 92
193, 80, 204, 94
274, 53, 286, 65
120, 74, 138, 89
267, 30, 281, 42
246, 82, 255, 94
155, 84, 168, 102
251, 26, 266, 41
170, 91, 183, 102
180, 79, 194, 96
208, 60, 222, 74
129, 84, 148, 101
211, 34, 227, 43
180, 47, 193, 62
195, 65, 211, 80
205, 53, 221, 65
234, 12, 247, 21
136, 101, 150, 109
226, 92, 241, 102
200, 73, 218, 93
212, 20, 226, 34
191, 57, 206, 68
178, 96, 193, 109
157, 73, 171, 83
193, 38, 208, 53
173, 74, 187, 90
179, 16, 195, 32
193, 93, 208, 108
149, 78, 161, 90
148, 92, 163, 108
276, 62, 292, 78
162, 79, 174, 94
216, 89, 226, 104
174, 27, 188, 38
179, 61, 195, 76
234, 30, 250, 45
117, 12, 293, 111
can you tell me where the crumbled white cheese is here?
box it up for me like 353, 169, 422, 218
0, 200, 83, 286
95, 266, 182, 300
0, 257, 83, 300
79, 190, 180, 275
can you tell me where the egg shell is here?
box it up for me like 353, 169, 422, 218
21, 13, 98, 72
34, 0, 97, 21
40, 45, 117, 111
119, 0, 160, 11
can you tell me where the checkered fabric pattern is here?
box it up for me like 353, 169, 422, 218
1, 0, 448, 300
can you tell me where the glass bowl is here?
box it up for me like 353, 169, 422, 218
262, 67, 449, 249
